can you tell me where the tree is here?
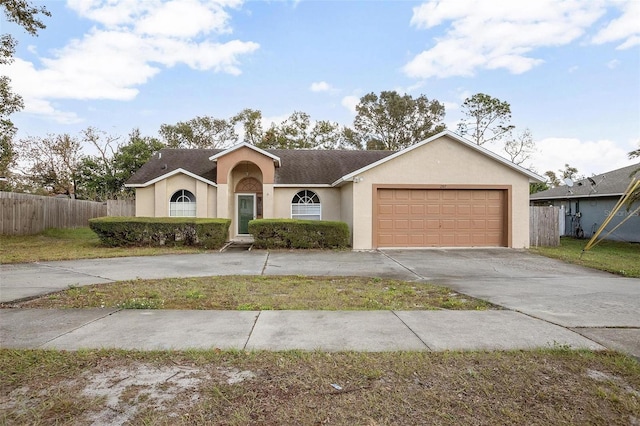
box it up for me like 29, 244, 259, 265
352, 91, 445, 151
74, 128, 120, 201
16, 133, 83, 196
113, 129, 165, 184
1, 1, 50, 188
232, 108, 263, 145
544, 164, 581, 188
504, 128, 536, 166
310, 120, 349, 150
257, 112, 348, 150
458, 93, 514, 146
529, 181, 549, 194
159, 116, 238, 149
75, 128, 164, 200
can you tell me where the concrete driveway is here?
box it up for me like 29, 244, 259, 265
1, 248, 638, 356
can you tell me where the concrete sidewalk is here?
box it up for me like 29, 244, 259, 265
0, 308, 603, 352
1, 249, 638, 357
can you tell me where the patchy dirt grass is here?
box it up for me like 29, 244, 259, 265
0, 227, 205, 264
1, 276, 495, 311
1, 349, 638, 425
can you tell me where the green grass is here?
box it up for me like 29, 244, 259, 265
0, 227, 205, 264
1, 348, 638, 425
531, 237, 640, 277
4, 276, 495, 311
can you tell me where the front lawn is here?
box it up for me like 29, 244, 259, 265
1, 276, 495, 311
531, 237, 640, 277
1, 348, 638, 425
0, 227, 205, 264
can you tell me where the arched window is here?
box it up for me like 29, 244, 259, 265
170, 189, 196, 217
291, 190, 321, 220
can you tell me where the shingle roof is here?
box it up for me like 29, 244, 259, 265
530, 162, 640, 200
126, 148, 395, 186
271, 149, 394, 184
126, 149, 220, 186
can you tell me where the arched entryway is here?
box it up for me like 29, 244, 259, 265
231, 163, 263, 236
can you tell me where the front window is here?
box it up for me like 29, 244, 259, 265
291, 190, 321, 220
170, 189, 196, 217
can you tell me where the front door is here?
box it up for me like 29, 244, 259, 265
237, 194, 255, 235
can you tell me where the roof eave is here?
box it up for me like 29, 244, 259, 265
208, 142, 282, 167
124, 168, 217, 188
335, 130, 546, 183
530, 192, 624, 200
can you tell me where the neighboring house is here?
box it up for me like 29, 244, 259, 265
125, 130, 543, 250
530, 163, 640, 242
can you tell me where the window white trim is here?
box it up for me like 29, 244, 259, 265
169, 189, 196, 217
291, 190, 321, 220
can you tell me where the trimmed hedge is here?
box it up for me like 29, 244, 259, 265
248, 219, 350, 249
89, 217, 231, 249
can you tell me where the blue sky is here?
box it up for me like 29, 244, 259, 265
2, 0, 639, 177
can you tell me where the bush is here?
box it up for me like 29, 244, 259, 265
248, 219, 350, 249
89, 217, 230, 249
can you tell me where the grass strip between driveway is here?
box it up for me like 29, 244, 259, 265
1, 276, 495, 311
1, 348, 638, 425
530, 237, 640, 278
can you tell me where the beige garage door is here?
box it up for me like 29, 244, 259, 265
375, 188, 506, 248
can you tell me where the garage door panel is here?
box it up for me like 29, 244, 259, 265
375, 188, 506, 248
457, 204, 471, 215
442, 204, 456, 215
426, 205, 440, 214
395, 204, 409, 215
378, 219, 394, 230
378, 204, 393, 215
410, 205, 425, 215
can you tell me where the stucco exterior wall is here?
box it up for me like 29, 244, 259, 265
350, 135, 531, 250
135, 186, 155, 217
136, 174, 218, 218
340, 183, 354, 241
207, 185, 217, 217
273, 187, 342, 221
216, 147, 276, 184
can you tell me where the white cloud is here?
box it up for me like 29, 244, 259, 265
309, 81, 332, 92
606, 59, 620, 69
404, 0, 606, 79
529, 137, 635, 176
592, 1, 640, 49
341, 95, 360, 114
3, 0, 258, 123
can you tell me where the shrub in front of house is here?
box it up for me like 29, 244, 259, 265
248, 219, 350, 249
89, 217, 230, 249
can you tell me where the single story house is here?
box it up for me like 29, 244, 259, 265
125, 130, 544, 250
530, 163, 640, 242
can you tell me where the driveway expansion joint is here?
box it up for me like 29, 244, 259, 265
39, 308, 122, 348
260, 252, 270, 275
378, 251, 424, 281
243, 311, 261, 351
391, 310, 432, 351
36, 261, 117, 283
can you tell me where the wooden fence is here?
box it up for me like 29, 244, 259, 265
107, 199, 135, 217
0, 192, 135, 236
530, 205, 560, 247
